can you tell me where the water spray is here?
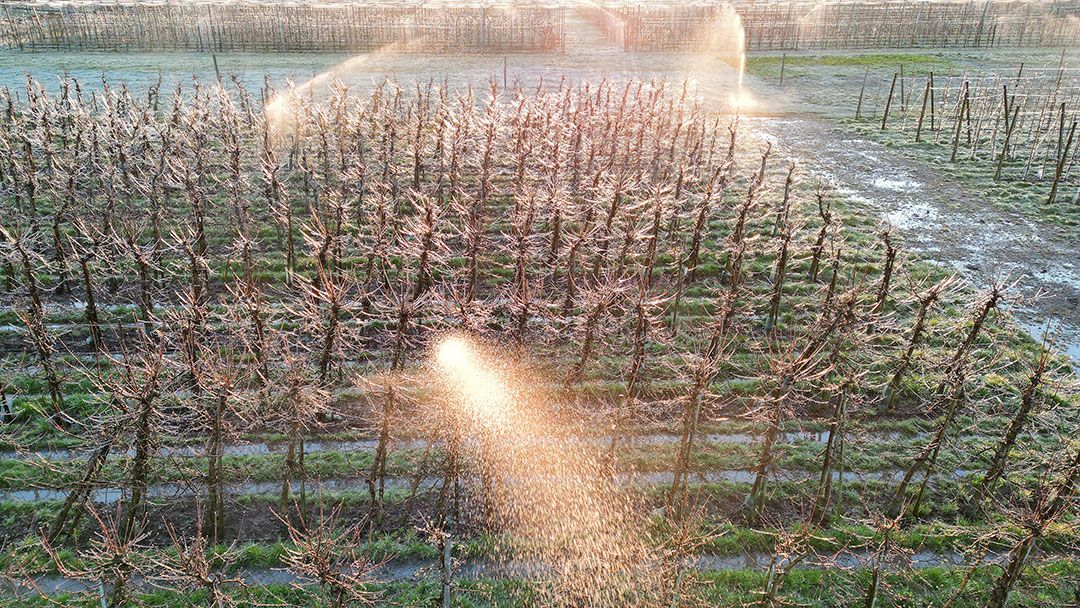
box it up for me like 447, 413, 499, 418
429, 333, 660, 605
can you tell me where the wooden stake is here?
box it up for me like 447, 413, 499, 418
915, 78, 931, 142
1047, 120, 1076, 206
855, 66, 868, 119
881, 72, 897, 131
995, 86, 1021, 182
951, 81, 968, 162
1057, 102, 1066, 162
928, 71, 935, 132
899, 63, 905, 112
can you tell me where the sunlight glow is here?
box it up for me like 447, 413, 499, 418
730, 89, 758, 110
263, 41, 411, 135
427, 333, 653, 601
435, 335, 473, 373
433, 334, 513, 426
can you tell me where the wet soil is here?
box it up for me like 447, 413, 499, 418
749, 113, 1080, 363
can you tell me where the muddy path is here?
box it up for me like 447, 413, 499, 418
747, 111, 1080, 364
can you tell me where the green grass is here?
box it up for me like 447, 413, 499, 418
746, 52, 955, 79
846, 118, 1080, 229
2, 559, 1076, 607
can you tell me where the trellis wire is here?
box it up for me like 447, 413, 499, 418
871, 63, 1080, 204
587, 0, 1080, 52
0, 0, 566, 53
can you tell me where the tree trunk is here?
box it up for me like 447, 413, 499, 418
48, 440, 112, 542
814, 381, 847, 524
207, 392, 226, 543
977, 345, 1049, 499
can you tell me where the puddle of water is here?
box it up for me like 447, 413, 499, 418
631, 431, 831, 447
885, 202, 941, 231
2, 430, 947, 464
1, 438, 426, 462
1031, 262, 1080, 291
0, 477, 427, 504
0, 431, 850, 463
1014, 317, 1080, 367
1, 467, 982, 504
873, 176, 922, 192
625, 467, 973, 486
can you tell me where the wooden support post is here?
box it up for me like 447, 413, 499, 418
1057, 103, 1066, 162
928, 71, 935, 132
951, 82, 968, 163
855, 67, 868, 119
899, 63, 905, 112
964, 80, 972, 146
1047, 120, 1077, 206
995, 86, 1021, 182
881, 72, 897, 131
439, 526, 453, 608
915, 78, 931, 142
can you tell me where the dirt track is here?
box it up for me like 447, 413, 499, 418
750, 113, 1080, 362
